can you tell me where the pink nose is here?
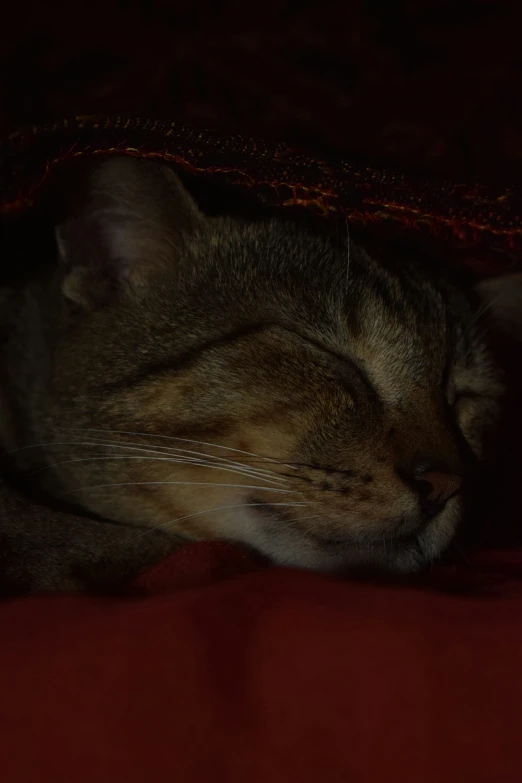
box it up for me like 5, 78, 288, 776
414, 471, 463, 506
397, 456, 463, 518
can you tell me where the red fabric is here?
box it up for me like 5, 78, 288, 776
1, 543, 521, 782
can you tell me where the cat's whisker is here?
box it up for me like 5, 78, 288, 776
273, 514, 322, 532
469, 268, 520, 329
57, 427, 300, 470
15, 438, 288, 483
135, 502, 312, 539
31, 454, 288, 487
10, 440, 350, 496
62, 480, 298, 496
69, 438, 278, 475
50, 434, 290, 479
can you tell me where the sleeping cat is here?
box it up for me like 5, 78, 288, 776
0, 156, 514, 589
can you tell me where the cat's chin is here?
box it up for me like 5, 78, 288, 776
242, 497, 461, 575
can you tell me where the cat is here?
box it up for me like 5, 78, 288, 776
0, 155, 516, 590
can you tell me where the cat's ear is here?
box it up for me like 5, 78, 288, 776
475, 273, 522, 341
55, 156, 205, 309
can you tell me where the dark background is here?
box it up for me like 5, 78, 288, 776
3, 1, 521, 185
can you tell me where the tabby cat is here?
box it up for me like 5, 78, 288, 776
0, 156, 515, 589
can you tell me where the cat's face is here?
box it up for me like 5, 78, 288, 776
40, 157, 504, 573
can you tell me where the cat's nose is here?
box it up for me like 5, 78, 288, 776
397, 457, 463, 518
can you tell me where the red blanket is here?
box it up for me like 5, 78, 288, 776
1, 542, 521, 782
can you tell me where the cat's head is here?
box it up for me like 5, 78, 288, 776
41, 156, 508, 572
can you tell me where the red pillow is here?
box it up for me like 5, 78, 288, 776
1, 542, 521, 783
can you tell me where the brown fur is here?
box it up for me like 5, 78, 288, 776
0, 472, 175, 594
0, 156, 514, 588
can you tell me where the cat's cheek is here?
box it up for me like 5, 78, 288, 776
417, 494, 462, 563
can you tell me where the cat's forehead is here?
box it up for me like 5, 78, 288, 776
272, 240, 453, 363
192, 220, 474, 379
